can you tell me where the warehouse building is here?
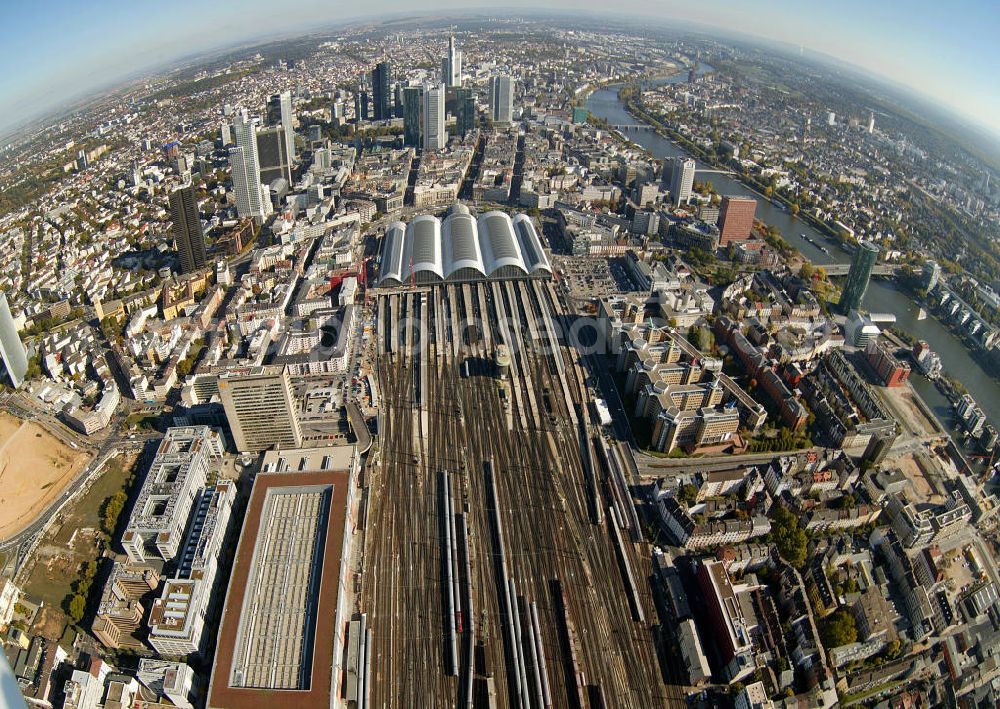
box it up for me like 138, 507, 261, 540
208, 446, 356, 709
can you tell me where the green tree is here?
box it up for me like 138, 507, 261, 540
886, 639, 903, 659
836, 494, 856, 510
101, 490, 128, 536
677, 484, 699, 505
820, 609, 858, 648
771, 505, 808, 568
68, 594, 86, 624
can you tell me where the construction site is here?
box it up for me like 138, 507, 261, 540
359, 273, 680, 707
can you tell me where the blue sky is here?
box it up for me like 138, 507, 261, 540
1, 0, 998, 138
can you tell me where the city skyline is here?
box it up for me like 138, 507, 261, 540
3, 16, 1000, 707
0, 2, 998, 143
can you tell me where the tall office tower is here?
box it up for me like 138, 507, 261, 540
455, 88, 476, 137
266, 91, 296, 162
0, 293, 27, 389
372, 62, 392, 121
867, 111, 875, 134
230, 113, 268, 220
354, 92, 368, 122
423, 84, 446, 152
255, 126, 292, 184
840, 241, 880, 314
218, 366, 302, 452
921, 260, 941, 292
403, 86, 423, 148
668, 157, 696, 206
127, 159, 142, 187
219, 123, 232, 146
441, 36, 463, 87
169, 186, 207, 274
826, 111, 836, 126
718, 196, 757, 245
394, 85, 405, 119
490, 75, 514, 124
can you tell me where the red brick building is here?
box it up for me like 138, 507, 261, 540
866, 339, 911, 387
719, 196, 757, 245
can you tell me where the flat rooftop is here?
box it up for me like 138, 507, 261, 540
232, 486, 328, 689
260, 445, 355, 474
208, 471, 349, 709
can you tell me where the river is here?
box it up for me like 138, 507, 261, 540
585, 68, 1000, 438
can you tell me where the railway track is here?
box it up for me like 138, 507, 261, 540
361, 281, 681, 707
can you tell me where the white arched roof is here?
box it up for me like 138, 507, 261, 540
442, 211, 486, 279
406, 215, 443, 280
478, 211, 527, 276
512, 214, 552, 274
376, 205, 552, 286
378, 221, 407, 285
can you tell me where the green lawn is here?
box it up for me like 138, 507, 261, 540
22, 453, 138, 637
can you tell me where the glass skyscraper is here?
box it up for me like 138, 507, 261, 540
169, 185, 207, 274
490, 75, 513, 123
403, 86, 423, 148
840, 241, 879, 314
372, 62, 392, 121
456, 88, 476, 137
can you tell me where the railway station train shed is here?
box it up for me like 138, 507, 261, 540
377, 204, 552, 286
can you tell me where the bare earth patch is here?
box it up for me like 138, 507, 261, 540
0, 413, 91, 541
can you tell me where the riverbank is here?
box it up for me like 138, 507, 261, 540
619, 90, 861, 256
575, 65, 683, 106
585, 81, 1000, 434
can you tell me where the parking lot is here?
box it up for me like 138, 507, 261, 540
554, 256, 620, 299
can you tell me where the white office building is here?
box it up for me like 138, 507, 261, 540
423, 83, 447, 152
137, 659, 198, 709
668, 158, 696, 206
121, 427, 223, 564
0, 293, 27, 388
442, 36, 462, 87
230, 112, 270, 220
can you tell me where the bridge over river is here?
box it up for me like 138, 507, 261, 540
822, 263, 897, 277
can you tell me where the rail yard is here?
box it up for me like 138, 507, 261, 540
360, 279, 680, 708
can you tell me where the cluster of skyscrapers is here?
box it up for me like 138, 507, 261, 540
223, 92, 295, 225
171, 38, 517, 277
380, 37, 515, 153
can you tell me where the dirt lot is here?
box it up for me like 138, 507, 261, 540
884, 450, 944, 504
0, 413, 91, 541
21, 452, 138, 641
878, 384, 943, 438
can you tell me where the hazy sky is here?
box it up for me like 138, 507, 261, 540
1, 0, 998, 137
